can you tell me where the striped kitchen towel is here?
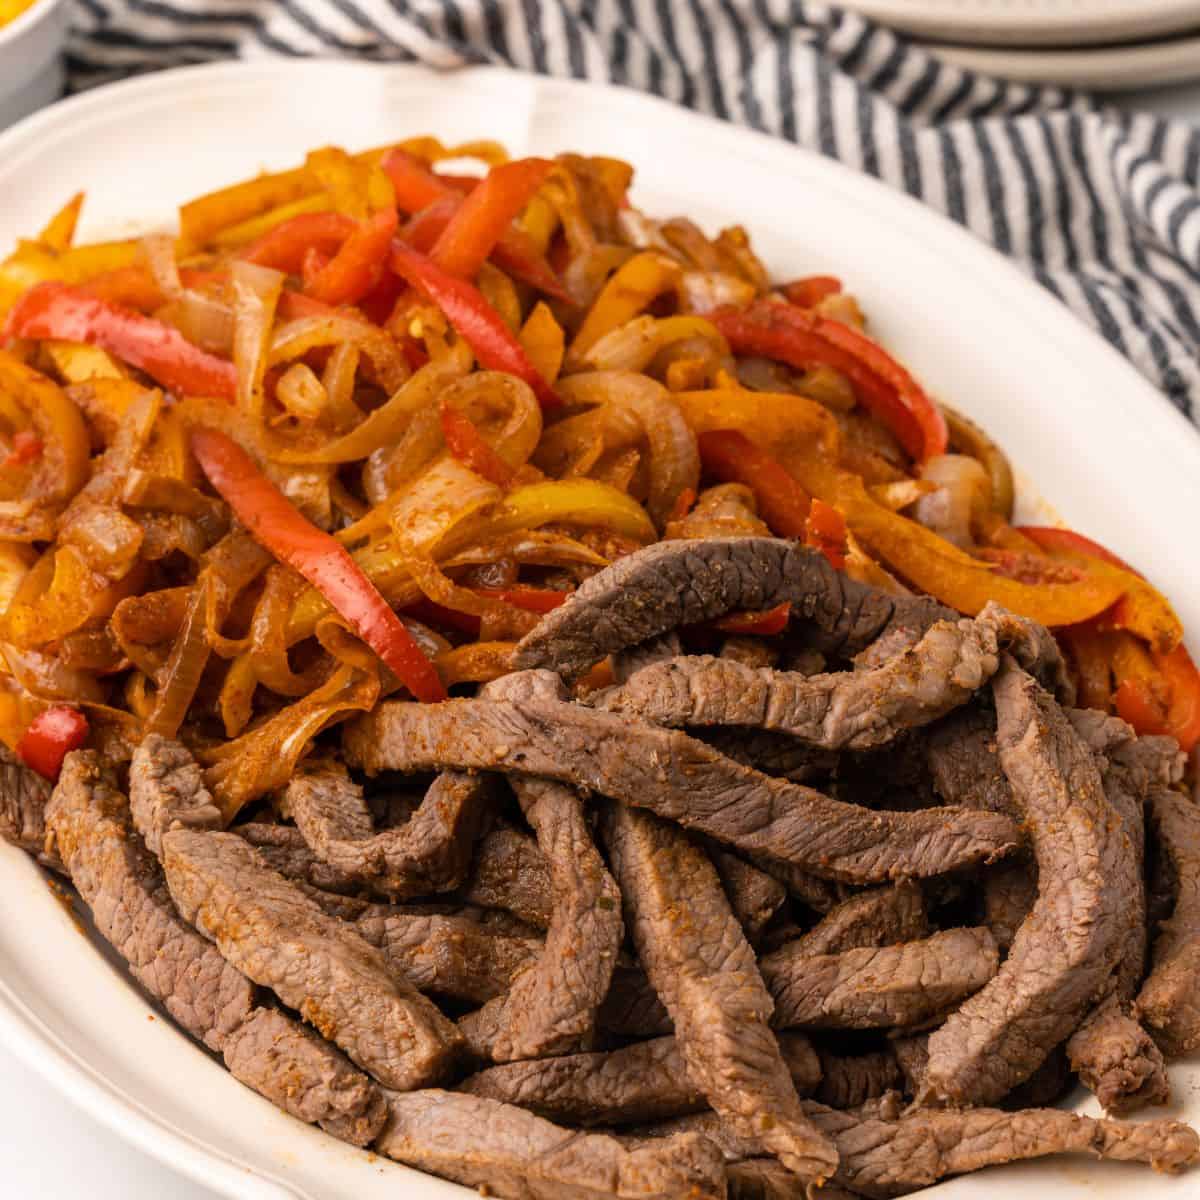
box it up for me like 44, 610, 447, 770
64, 0, 1200, 420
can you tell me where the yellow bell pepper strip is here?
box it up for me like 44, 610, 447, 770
697, 429, 811, 538
38, 193, 85, 253
240, 211, 356, 272
303, 207, 398, 306
712, 300, 948, 462
192, 428, 446, 703
6, 283, 237, 400
16, 705, 89, 781
430, 158, 553, 280
519, 301, 566, 384
568, 252, 683, 363
674, 386, 841, 461
784, 451, 1125, 626
780, 276, 842, 308
1018, 525, 1182, 655
389, 242, 560, 411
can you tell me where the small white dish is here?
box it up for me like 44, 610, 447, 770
0, 0, 68, 130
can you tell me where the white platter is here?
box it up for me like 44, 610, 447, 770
836, 0, 1200, 48
1, 60, 1199, 1200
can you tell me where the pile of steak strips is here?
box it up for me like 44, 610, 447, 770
4, 536, 1200, 1199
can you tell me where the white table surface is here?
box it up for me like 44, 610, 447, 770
2, 74, 1200, 1200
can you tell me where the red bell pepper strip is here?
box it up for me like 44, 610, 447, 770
403, 597, 481, 637
240, 212, 356, 273
712, 603, 791, 637
402, 196, 463, 253
474, 586, 572, 614
191, 428, 446, 702
382, 150, 459, 214
304, 207, 398, 307
697, 429, 811, 539
389, 243, 561, 411
301, 246, 332, 290
3, 431, 43, 468
430, 158, 553, 280
1155, 645, 1200, 753
804, 497, 848, 570
7, 282, 237, 399
439, 402, 514, 487
781, 275, 842, 308
711, 301, 947, 462
277, 290, 337, 321
17, 705, 89, 781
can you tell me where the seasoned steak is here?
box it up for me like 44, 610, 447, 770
161, 829, 462, 1090
700, 728, 838, 784
232, 822, 365, 896
343, 689, 1020, 884
709, 848, 787, 939
129, 734, 223, 858
461, 826, 554, 929
923, 661, 1138, 1105
595, 965, 674, 1040
220, 1007, 387, 1146
0, 744, 56, 864
45, 751, 254, 1051
514, 537, 952, 681
761, 927, 998, 1030
1136, 786, 1200, 1057
814, 1048, 903, 1110
376, 1088, 726, 1200
925, 705, 1011, 814
459, 1031, 821, 1126
459, 778, 622, 1062
783, 881, 927, 958
355, 907, 541, 1003
602, 803, 838, 1183
287, 763, 487, 898
981, 859, 1036, 952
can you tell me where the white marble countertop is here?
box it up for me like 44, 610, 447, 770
1, 74, 1198, 1200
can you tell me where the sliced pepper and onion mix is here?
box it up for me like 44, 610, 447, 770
0, 137, 1194, 797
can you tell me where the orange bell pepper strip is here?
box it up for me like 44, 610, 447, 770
191, 428, 446, 703
389, 243, 560, 411
805, 497, 848, 570
6, 282, 236, 399
17, 705, 89, 781
1154, 645, 1200, 752
3, 431, 42, 468
240, 211, 356, 273
1018, 525, 1182, 655
430, 158, 553, 280
569, 252, 682, 362
304, 207, 398, 306
712, 300, 948, 462
780, 275, 842, 308
697, 429, 811, 539
439, 402, 514, 488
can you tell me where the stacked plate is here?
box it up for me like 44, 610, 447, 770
837, 0, 1200, 90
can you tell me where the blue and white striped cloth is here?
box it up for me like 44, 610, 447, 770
64, 0, 1200, 421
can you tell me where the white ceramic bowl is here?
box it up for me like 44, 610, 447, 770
0, 0, 69, 131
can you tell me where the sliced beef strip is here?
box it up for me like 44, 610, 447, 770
761, 927, 998, 1030
1066, 1002, 1167, 1114
460, 826, 554, 929
925, 705, 1011, 814
45, 751, 255, 1052
708, 848, 787, 940
343, 689, 1020, 885
632, 1102, 1200, 1198
233, 823, 364, 894
354, 907, 541, 1003
0, 744, 59, 868
376, 1088, 726, 1200
601, 803, 838, 1183
458, 1031, 821, 1126
595, 966, 674, 1041
981, 859, 1036, 952
1136, 786, 1200, 1057
220, 1006, 387, 1147
725, 1158, 810, 1200
513, 537, 952, 682
594, 607, 1065, 751
161, 829, 462, 1090
784, 881, 927, 958
129, 734, 223, 859
611, 632, 683, 685
458, 778, 623, 1063
700, 728, 838, 785
922, 661, 1139, 1106
741, 853, 841, 914
814, 1048, 903, 1110
890, 1034, 929, 1097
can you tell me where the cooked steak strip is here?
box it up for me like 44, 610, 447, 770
595, 965, 674, 1040
701, 728, 838, 784
514, 537, 952, 681
161, 829, 462, 1090
129, 734, 223, 859
981, 859, 1036, 951
220, 1006, 387, 1146
45, 752, 254, 1051
460, 778, 622, 1062
355, 907, 541, 1003
233, 823, 364, 895
602, 803, 838, 1183
785, 881, 927, 958
1136, 786, 1200, 1057
814, 1048, 903, 1109
762, 927, 998, 1030
634, 1102, 1200, 1197
595, 607, 1064, 750
725, 1158, 809, 1200
376, 1088, 726, 1200
612, 632, 683, 685
742, 853, 841, 914
343, 690, 1020, 884
0, 745, 59, 868
923, 661, 1138, 1105
459, 1031, 821, 1126
890, 1034, 929, 1096
709, 848, 787, 939
460, 826, 554, 928
925, 706, 1011, 814
287, 764, 487, 898
1067, 1002, 1167, 1114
